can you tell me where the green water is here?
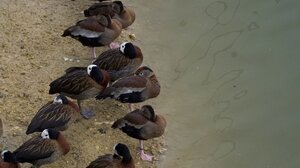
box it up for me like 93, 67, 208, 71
131, 0, 300, 167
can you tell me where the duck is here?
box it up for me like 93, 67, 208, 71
93, 42, 143, 82
62, 15, 122, 60
96, 66, 160, 111
13, 129, 69, 168
49, 64, 109, 119
112, 105, 166, 161
65, 42, 143, 83
26, 94, 81, 134
0, 150, 20, 168
86, 143, 134, 168
84, 1, 135, 29
111, 1, 135, 29
84, 1, 115, 18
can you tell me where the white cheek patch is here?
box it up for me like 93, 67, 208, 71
87, 65, 97, 75
71, 27, 103, 38
53, 97, 63, 104
120, 42, 128, 53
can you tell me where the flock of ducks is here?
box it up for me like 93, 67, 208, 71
0, 0, 166, 168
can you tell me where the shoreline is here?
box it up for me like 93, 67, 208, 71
0, 0, 166, 167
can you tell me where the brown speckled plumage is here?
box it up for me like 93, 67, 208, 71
49, 67, 109, 100
13, 130, 69, 168
93, 44, 143, 82
26, 97, 80, 134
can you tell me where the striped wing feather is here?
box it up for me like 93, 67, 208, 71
94, 49, 132, 71
26, 102, 74, 134
13, 137, 55, 163
49, 70, 95, 95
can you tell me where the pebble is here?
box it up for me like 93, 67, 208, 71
129, 33, 136, 40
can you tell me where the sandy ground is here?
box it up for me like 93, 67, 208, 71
0, 0, 165, 167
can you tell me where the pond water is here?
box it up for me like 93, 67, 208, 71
131, 0, 300, 167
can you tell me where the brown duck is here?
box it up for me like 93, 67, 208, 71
69, 42, 143, 83
13, 129, 69, 168
86, 143, 134, 168
111, 1, 135, 29
96, 66, 160, 111
0, 151, 20, 168
84, 1, 115, 17
62, 15, 122, 60
112, 105, 166, 161
49, 64, 109, 119
84, 1, 135, 29
26, 94, 80, 134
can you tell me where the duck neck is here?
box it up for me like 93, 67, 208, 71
67, 100, 80, 112
122, 155, 132, 164
57, 134, 70, 155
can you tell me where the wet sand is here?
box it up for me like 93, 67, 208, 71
0, 0, 165, 167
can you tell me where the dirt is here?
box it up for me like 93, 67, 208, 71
0, 0, 166, 167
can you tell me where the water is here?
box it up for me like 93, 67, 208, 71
130, 0, 300, 167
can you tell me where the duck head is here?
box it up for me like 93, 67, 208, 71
87, 64, 104, 83
53, 94, 69, 105
141, 105, 156, 121
1, 150, 17, 163
113, 143, 132, 162
120, 42, 137, 59
41, 129, 60, 140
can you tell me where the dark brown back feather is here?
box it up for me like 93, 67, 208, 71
49, 70, 94, 95
86, 154, 113, 168
13, 137, 55, 163
26, 102, 76, 134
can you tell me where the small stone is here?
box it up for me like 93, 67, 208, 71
129, 34, 136, 40
97, 128, 107, 134
63, 57, 69, 61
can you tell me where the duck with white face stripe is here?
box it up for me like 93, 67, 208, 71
13, 129, 70, 168
49, 64, 110, 119
60, 42, 143, 83
26, 94, 81, 134
92, 42, 143, 82
0, 150, 19, 168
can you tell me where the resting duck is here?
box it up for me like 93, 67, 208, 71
26, 94, 81, 134
0, 151, 20, 168
111, 1, 135, 29
85, 1, 135, 29
112, 105, 166, 161
49, 64, 109, 119
96, 66, 160, 111
13, 129, 69, 168
68, 42, 143, 83
87, 143, 134, 168
62, 15, 122, 60
84, 1, 115, 17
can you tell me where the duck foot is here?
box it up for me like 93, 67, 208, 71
138, 150, 153, 161
80, 109, 96, 119
109, 42, 120, 49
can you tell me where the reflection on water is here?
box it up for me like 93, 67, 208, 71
131, 0, 300, 167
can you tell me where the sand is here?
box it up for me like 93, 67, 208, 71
0, 0, 165, 167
